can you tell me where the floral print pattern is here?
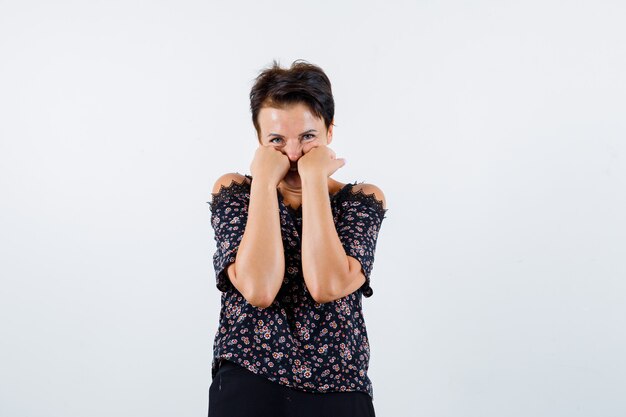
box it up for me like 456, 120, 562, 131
207, 173, 387, 400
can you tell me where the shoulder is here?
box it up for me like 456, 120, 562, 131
211, 172, 250, 195
351, 183, 387, 210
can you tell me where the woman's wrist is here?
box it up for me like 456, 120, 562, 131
250, 175, 280, 191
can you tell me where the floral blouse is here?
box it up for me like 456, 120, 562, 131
207, 173, 387, 400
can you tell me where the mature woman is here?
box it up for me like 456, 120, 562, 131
207, 60, 387, 417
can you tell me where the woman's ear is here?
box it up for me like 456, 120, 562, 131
326, 121, 334, 145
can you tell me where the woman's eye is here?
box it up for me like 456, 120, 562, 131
270, 138, 282, 144
303, 134, 315, 140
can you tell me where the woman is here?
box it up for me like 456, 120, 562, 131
207, 60, 387, 417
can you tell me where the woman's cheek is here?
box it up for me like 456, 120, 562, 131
303, 143, 319, 154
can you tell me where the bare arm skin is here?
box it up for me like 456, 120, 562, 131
301, 174, 387, 304
212, 173, 284, 308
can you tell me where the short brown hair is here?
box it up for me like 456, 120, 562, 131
249, 59, 335, 140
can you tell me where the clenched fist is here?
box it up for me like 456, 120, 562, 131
250, 144, 291, 187
297, 144, 346, 180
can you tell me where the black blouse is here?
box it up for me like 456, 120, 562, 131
207, 173, 387, 400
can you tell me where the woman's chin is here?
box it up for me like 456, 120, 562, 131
282, 170, 302, 185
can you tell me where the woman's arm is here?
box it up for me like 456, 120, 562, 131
301, 174, 386, 304
212, 173, 285, 308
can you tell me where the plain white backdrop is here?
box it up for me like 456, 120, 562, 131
1, 1, 625, 416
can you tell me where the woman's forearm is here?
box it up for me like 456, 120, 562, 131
233, 178, 285, 308
301, 174, 351, 303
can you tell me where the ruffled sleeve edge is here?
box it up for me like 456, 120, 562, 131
206, 173, 252, 212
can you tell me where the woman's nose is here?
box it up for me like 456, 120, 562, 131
284, 143, 302, 161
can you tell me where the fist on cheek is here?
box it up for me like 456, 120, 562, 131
297, 145, 346, 179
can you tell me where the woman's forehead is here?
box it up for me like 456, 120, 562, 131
258, 104, 324, 132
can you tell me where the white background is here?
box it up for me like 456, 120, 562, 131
1, 1, 625, 416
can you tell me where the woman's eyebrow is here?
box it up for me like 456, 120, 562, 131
267, 129, 318, 137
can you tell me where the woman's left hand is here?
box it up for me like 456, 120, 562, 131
297, 144, 346, 179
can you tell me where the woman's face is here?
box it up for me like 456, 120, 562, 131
257, 102, 333, 172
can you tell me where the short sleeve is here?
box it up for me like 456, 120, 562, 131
335, 186, 387, 298
207, 180, 250, 293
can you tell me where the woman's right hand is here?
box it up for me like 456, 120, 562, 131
250, 145, 290, 187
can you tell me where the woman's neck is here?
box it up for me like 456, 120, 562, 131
279, 171, 303, 193
278, 171, 334, 197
